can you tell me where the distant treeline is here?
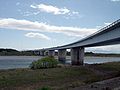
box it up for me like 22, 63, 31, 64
85, 52, 120, 57
0, 48, 120, 57
0, 48, 35, 56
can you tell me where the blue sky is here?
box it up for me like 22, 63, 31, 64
0, 0, 120, 53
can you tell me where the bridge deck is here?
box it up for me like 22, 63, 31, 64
43, 19, 120, 50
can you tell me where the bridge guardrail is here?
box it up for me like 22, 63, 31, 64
81, 19, 120, 42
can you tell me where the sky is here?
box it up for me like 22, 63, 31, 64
0, 0, 120, 53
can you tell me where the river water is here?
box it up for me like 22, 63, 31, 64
0, 56, 120, 69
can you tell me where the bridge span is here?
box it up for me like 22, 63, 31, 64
38, 19, 120, 65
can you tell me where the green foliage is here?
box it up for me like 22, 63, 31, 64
37, 86, 52, 90
84, 75, 103, 84
30, 56, 58, 69
0, 62, 120, 89
97, 62, 120, 71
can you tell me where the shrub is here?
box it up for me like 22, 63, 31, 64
36, 86, 52, 90
30, 56, 58, 69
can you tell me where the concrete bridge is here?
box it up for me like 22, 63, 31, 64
36, 19, 120, 65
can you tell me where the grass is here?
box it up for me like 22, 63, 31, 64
97, 61, 120, 71
37, 86, 52, 90
0, 62, 120, 90
0, 67, 96, 89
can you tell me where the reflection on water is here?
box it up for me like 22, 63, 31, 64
0, 56, 120, 69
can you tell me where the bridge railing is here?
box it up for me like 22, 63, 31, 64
99, 19, 120, 33
79, 19, 120, 42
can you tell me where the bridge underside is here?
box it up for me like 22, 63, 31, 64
42, 37, 120, 66
83, 37, 120, 47
39, 19, 120, 65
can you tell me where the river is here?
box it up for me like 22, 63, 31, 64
0, 56, 120, 69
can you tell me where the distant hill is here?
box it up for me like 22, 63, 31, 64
0, 48, 34, 56
0, 48, 19, 52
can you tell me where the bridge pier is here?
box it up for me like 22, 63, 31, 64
48, 50, 55, 57
58, 49, 66, 63
34, 51, 41, 55
43, 51, 48, 56
39, 50, 45, 56
71, 47, 84, 65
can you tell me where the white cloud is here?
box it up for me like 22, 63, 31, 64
30, 4, 70, 15
0, 18, 97, 37
25, 32, 51, 40
111, 0, 120, 2
30, 4, 80, 18
96, 22, 112, 29
72, 11, 79, 15
29, 4, 81, 19
23, 11, 32, 16
0, 18, 120, 52
30, 5, 37, 9
104, 22, 111, 26
16, 2, 20, 6
20, 11, 40, 17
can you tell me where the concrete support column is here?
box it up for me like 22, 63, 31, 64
34, 51, 40, 55
58, 49, 66, 63
40, 50, 45, 56
39, 51, 42, 56
48, 50, 55, 57
44, 51, 48, 56
71, 47, 84, 65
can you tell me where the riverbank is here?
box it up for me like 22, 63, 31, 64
0, 62, 120, 90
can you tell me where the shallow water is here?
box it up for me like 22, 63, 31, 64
0, 56, 120, 69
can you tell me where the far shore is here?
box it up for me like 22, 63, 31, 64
0, 48, 120, 57
1, 54, 120, 57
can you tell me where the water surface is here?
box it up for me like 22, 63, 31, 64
0, 56, 120, 69
0, 56, 42, 69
